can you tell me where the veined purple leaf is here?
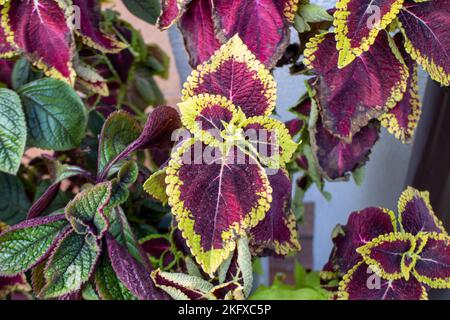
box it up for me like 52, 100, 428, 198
310, 117, 380, 180
157, 0, 191, 30
333, 0, 404, 67
178, 94, 242, 147
398, 0, 450, 86
0, 215, 68, 276
397, 187, 447, 236
106, 233, 169, 300
179, 0, 220, 67
413, 233, 450, 289
166, 139, 272, 275
2, 0, 75, 83
183, 35, 276, 118
338, 261, 427, 300
304, 31, 408, 141
249, 170, 301, 257
73, 0, 126, 53
328, 207, 397, 275
380, 35, 421, 143
0, 274, 30, 299
212, 0, 291, 68
357, 232, 416, 280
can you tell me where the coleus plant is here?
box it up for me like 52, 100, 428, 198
321, 187, 450, 300
284, 0, 449, 211
144, 35, 301, 277
0, 105, 182, 300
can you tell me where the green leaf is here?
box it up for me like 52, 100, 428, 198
18, 78, 87, 151
98, 111, 141, 175
237, 237, 253, 298
108, 207, 143, 265
352, 166, 366, 186
300, 4, 333, 23
95, 252, 136, 300
121, 0, 161, 25
65, 182, 112, 237
11, 58, 43, 90
0, 218, 68, 276
0, 89, 26, 174
118, 161, 139, 186
42, 232, 100, 298
0, 173, 30, 224
294, 261, 308, 288
82, 282, 100, 300
295, 4, 333, 33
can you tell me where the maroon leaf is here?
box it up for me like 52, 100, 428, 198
380, 35, 421, 143
357, 233, 415, 280
250, 170, 301, 257
304, 31, 408, 141
0, 274, 30, 299
212, 0, 291, 68
157, 0, 191, 30
397, 187, 447, 236
310, 117, 380, 180
338, 261, 427, 300
106, 233, 169, 300
166, 139, 271, 275
398, 0, 450, 86
183, 35, 276, 118
3, 0, 75, 83
179, 0, 220, 67
73, 0, 126, 53
413, 233, 450, 289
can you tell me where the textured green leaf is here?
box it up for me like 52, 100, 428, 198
18, 78, 87, 151
121, 0, 161, 25
0, 173, 30, 224
0, 89, 26, 174
295, 4, 333, 33
95, 252, 136, 300
65, 182, 112, 237
42, 232, 100, 298
98, 111, 141, 175
0, 218, 68, 276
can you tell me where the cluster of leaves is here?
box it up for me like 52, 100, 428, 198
321, 187, 450, 300
282, 0, 449, 214
144, 35, 301, 283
